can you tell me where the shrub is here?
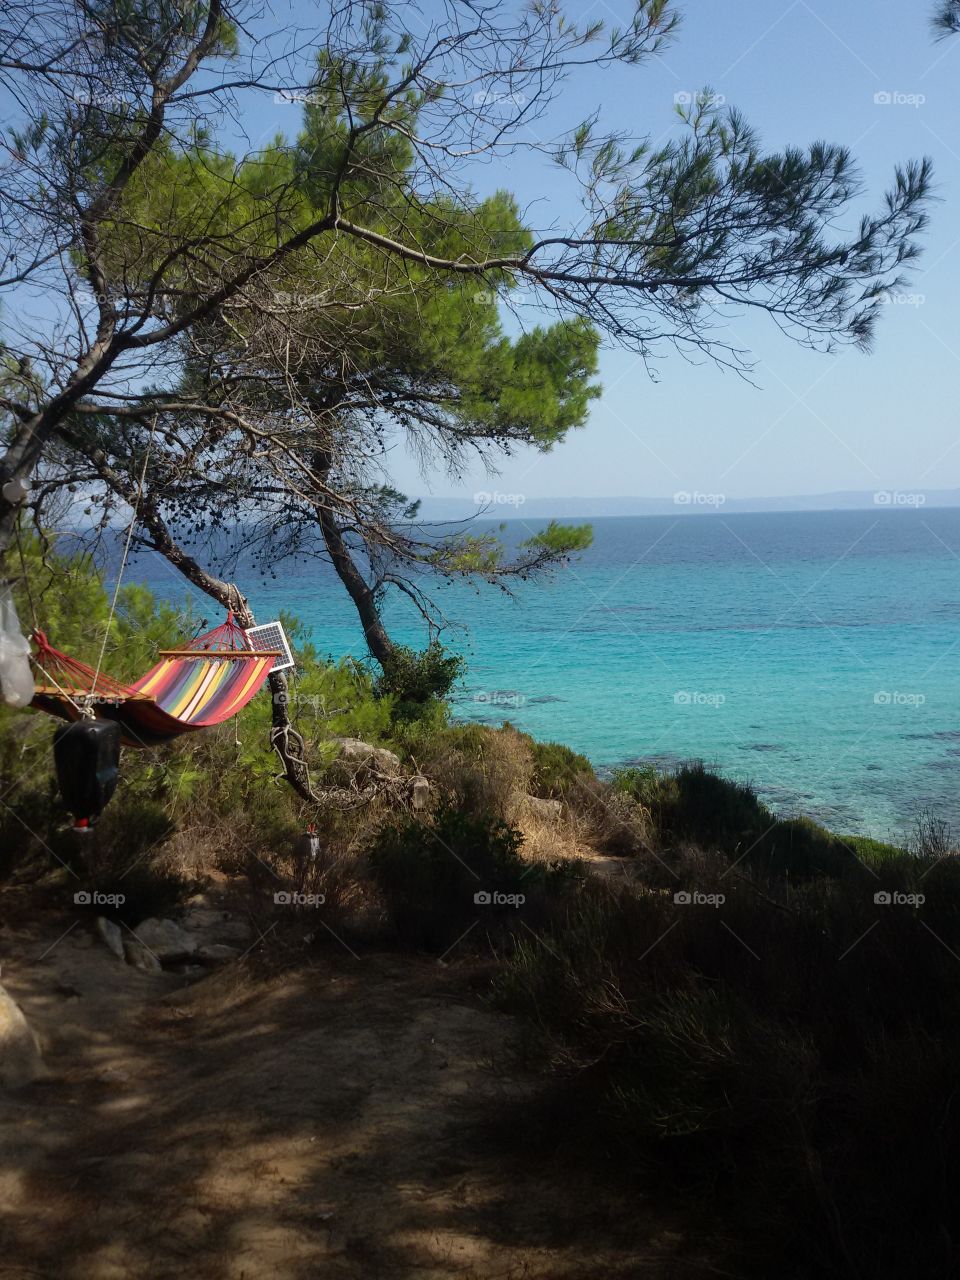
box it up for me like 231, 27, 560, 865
573, 774, 654, 857
530, 740, 595, 799
842, 832, 906, 865
496, 851, 960, 1279
612, 761, 770, 852
68, 796, 201, 926
748, 816, 857, 881
414, 722, 534, 821
367, 805, 530, 951
374, 640, 464, 708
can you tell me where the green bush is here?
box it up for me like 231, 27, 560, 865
496, 851, 960, 1279
842, 832, 907, 865
749, 816, 856, 880
367, 805, 529, 951
612, 762, 769, 852
374, 640, 464, 709
530, 739, 595, 799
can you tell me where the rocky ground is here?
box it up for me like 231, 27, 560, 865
0, 880, 722, 1280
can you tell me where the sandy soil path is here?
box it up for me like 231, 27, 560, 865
0, 902, 719, 1280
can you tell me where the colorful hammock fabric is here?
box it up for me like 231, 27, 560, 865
30, 614, 279, 747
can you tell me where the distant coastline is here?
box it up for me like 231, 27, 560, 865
413, 489, 960, 521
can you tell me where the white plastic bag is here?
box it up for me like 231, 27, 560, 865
0, 584, 35, 709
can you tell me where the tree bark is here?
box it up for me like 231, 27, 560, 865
312, 449, 396, 669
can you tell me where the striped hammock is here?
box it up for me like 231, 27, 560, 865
30, 614, 279, 747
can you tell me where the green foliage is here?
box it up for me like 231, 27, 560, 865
610, 762, 862, 879
611, 763, 674, 809
374, 641, 464, 711
750, 816, 855, 880
367, 805, 528, 951
496, 854, 960, 1278
520, 521, 594, 557
842, 833, 907, 864
6, 533, 192, 682
0, 539, 394, 885
613, 761, 768, 851
530, 739, 596, 799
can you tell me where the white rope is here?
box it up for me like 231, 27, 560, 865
90, 420, 157, 697
33, 657, 90, 718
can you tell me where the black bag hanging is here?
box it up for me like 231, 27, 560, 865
53, 719, 121, 829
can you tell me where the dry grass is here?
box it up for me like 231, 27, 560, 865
416, 724, 535, 822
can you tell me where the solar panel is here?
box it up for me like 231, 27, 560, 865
244, 621, 295, 672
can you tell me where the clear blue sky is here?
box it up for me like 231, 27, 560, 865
328, 0, 959, 504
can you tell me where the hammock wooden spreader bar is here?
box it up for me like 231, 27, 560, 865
30, 613, 280, 748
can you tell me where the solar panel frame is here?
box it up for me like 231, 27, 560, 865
244, 621, 295, 672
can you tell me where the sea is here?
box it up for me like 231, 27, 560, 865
130, 508, 960, 843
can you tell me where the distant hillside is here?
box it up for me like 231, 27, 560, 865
412, 489, 960, 521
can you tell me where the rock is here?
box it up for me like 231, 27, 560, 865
132, 918, 198, 963
95, 916, 125, 963
178, 903, 248, 947
332, 737, 401, 778
0, 982, 45, 1089
123, 939, 163, 973
194, 943, 241, 965
523, 795, 563, 825
410, 775, 431, 811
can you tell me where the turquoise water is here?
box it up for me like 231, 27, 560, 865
137, 509, 960, 842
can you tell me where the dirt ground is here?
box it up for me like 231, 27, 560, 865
0, 893, 726, 1280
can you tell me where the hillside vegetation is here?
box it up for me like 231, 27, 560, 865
2, 550, 958, 1279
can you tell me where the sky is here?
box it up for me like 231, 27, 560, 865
348, 0, 960, 505
7, 0, 960, 509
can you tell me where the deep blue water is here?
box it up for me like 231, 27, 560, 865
130, 509, 960, 842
